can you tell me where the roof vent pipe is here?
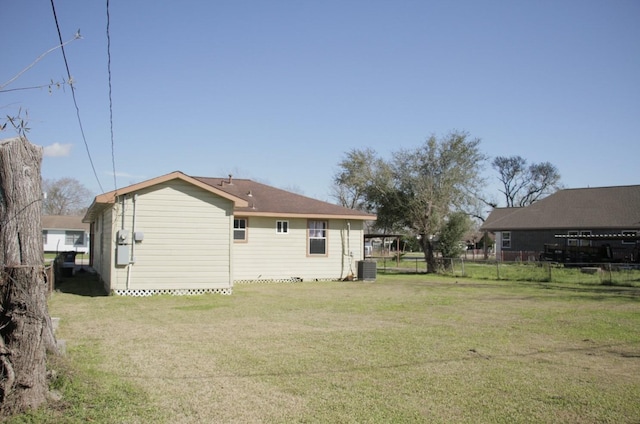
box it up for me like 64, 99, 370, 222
228, 174, 233, 185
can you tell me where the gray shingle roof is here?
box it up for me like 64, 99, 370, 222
481, 185, 640, 231
84, 171, 375, 222
194, 176, 376, 219
42, 215, 90, 231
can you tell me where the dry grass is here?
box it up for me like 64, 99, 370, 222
28, 273, 640, 423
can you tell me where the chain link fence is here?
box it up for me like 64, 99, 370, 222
375, 255, 640, 286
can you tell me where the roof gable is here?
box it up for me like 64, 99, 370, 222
92, 171, 248, 206
84, 171, 248, 222
84, 172, 375, 222
481, 185, 640, 231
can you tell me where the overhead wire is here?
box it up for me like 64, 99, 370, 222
49, 0, 105, 193
106, 0, 118, 192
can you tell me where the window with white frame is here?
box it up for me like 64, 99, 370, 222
308, 220, 327, 255
65, 231, 85, 246
276, 220, 289, 234
501, 231, 511, 249
567, 230, 579, 247
42, 230, 48, 244
580, 230, 592, 246
233, 218, 247, 241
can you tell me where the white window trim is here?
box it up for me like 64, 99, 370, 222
567, 230, 579, 247
233, 218, 248, 242
65, 230, 85, 246
308, 220, 328, 256
501, 231, 511, 249
580, 230, 592, 247
276, 220, 289, 234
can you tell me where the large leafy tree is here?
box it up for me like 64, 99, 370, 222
332, 148, 379, 211
492, 155, 561, 207
335, 131, 486, 272
438, 212, 472, 260
384, 132, 486, 272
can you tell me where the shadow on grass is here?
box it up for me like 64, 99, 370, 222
534, 282, 640, 301
379, 270, 640, 301
55, 268, 108, 297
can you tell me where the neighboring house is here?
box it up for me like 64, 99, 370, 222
481, 185, 640, 262
42, 215, 90, 254
83, 171, 376, 295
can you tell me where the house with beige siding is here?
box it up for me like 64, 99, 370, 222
83, 171, 375, 295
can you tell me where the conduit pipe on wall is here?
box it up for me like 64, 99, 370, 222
125, 194, 138, 290
347, 220, 354, 276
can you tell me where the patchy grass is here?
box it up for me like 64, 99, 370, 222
4, 343, 163, 424
15, 272, 640, 423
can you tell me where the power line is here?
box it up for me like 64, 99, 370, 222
49, 0, 105, 194
106, 0, 118, 191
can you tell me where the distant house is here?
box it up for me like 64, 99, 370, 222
83, 171, 376, 295
480, 185, 640, 262
42, 215, 90, 254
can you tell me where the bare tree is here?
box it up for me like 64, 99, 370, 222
43, 177, 94, 215
492, 155, 562, 207
0, 136, 58, 417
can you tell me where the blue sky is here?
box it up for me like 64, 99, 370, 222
2, 0, 639, 206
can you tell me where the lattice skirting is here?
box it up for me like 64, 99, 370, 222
112, 278, 341, 296
113, 288, 232, 296
234, 277, 339, 284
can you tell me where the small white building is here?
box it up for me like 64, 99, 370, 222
42, 215, 90, 254
83, 171, 376, 295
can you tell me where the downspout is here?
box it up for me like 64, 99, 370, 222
348, 221, 353, 276
340, 220, 353, 280
120, 195, 126, 231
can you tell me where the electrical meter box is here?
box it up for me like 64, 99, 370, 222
116, 244, 130, 266
117, 229, 129, 244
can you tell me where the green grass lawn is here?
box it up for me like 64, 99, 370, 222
10, 273, 640, 423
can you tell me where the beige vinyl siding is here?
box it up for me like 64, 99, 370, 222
233, 217, 365, 281
110, 180, 234, 291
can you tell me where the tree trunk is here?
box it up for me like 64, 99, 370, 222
421, 238, 437, 273
0, 136, 57, 417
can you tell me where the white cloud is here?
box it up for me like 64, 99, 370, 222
43, 142, 72, 157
